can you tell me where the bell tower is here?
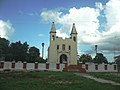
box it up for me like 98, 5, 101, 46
50, 22, 56, 42
70, 23, 77, 42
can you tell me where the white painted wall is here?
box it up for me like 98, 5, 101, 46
84, 63, 117, 72
49, 63, 56, 71
0, 61, 118, 72
15, 62, 23, 70
38, 63, 46, 70
4, 62, 11, 70
27, 63, 34, 70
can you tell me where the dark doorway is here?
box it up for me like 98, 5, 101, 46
60, 54, 67, 64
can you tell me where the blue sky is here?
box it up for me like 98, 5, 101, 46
0, 0, 120, 62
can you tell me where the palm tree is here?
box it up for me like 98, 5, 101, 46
42, 43, 44, 59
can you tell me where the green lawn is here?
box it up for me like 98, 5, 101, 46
0, 71, 120, 90
88, 72, 120, 83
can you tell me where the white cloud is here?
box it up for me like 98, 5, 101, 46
0, 20, 15, 39
18, 10, 39, 17
41, 9, 62, 23
41, 7, 101, 43
40, 0, 120, 53
38, 34, 44, 37
98, 0, 120, 51
56, 29, 69, 39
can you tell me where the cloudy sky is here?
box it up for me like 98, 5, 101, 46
0, 0, 120, 62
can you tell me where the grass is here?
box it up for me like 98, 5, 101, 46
88, 72, 120, 83
0, 71, 120, 90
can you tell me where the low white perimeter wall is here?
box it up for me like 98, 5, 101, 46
0, 61, 117, 72
4, 62, 11, 70
0, 61, 65, 72
27, 63, 34, 70
82, 63, 117, 72
15, 62, 23, 70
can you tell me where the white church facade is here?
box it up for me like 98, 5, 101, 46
48, 22, 78, 65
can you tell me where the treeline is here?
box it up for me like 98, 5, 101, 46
79, 53, 109, 64
0, 37, 46, 63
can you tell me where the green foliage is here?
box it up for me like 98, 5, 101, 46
79, 54, 92, 63
28, 47, 40, 63
79, 53, 108, 64
93, 53, 108, 64
34, 57, 47, 63
0, 71, 119, 90
10, 41, 29, 62
0, 37, 10, 60
0, 37, 45, 62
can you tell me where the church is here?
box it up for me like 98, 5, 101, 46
0, 22, 117, 72
48, 22, 78, 65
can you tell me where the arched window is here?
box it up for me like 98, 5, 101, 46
69, 45, 71, 50
62, 44, 65, 50
52, 35, 55, 40
73, 36, 76, 42
57, 45, 59, 50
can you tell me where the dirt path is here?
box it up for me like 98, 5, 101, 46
75, 73, 120, 85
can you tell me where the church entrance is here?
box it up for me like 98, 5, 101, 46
60, 54, 67, 64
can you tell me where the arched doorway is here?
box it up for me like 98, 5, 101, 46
60, 54, 67, 64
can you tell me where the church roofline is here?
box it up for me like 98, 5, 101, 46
71, 23, 77, 35
50, 22, 56, 33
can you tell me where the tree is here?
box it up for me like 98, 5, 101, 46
35, 57, 47, 63
10, 41, 29, 62
28, 46, 40, 63
0, 38, 45, 63
79, 54, 92, 63
93, 53, 108, 64
0, 37, 10, 61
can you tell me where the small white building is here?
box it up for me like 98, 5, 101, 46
48, 22, 78, 65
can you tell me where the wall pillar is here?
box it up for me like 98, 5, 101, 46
104, 65, 107, 70
23, 62, 27, 69
46, 62, 49, 69
35, 62, 38, 70
0, 61, 4, 69
95, 64, 98, 70
85, 64, 88, 70
11, 62, 15, 68
56, 63, 60, 69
